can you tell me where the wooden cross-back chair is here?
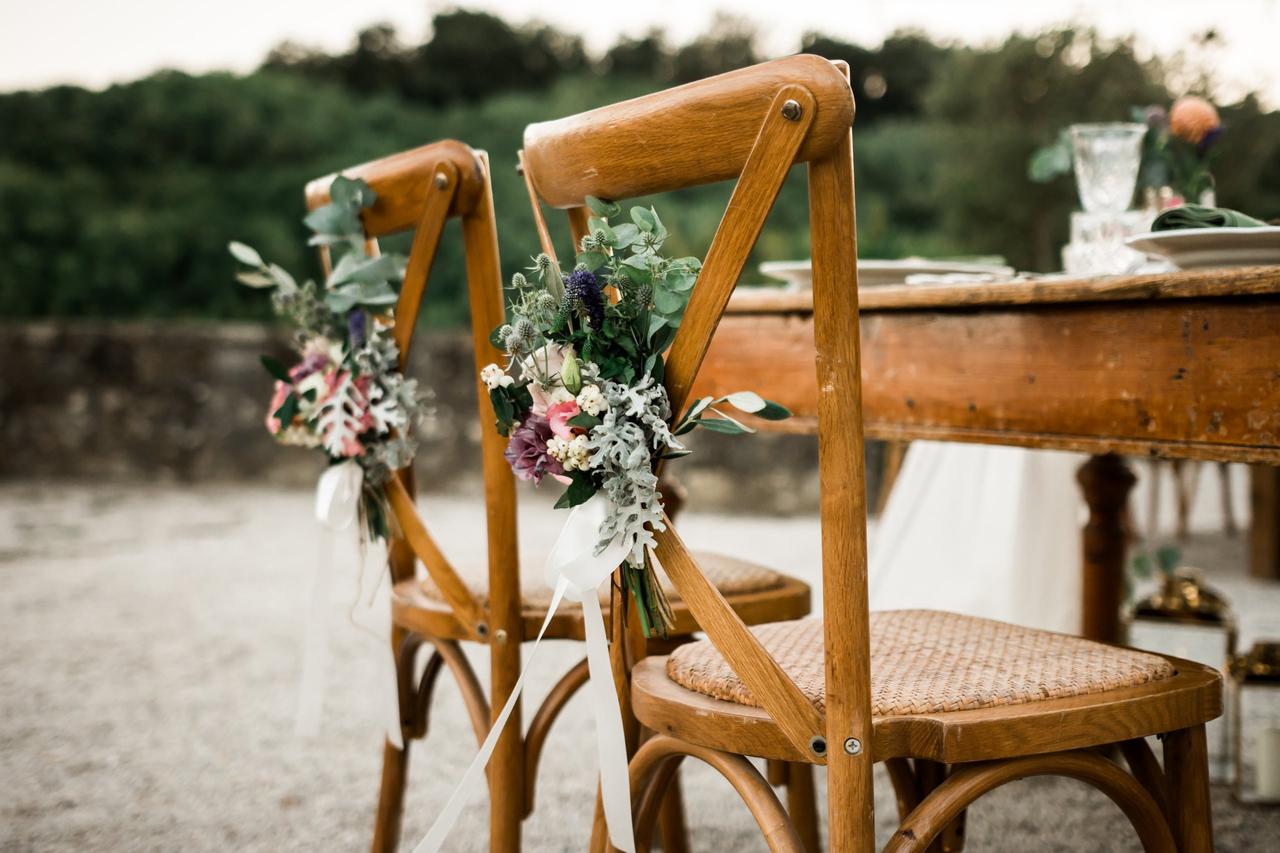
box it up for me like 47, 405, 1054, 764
521, 56, 1223, 852
305, 139, 812, 853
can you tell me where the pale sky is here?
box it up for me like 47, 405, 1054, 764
2, 0, 1278, 105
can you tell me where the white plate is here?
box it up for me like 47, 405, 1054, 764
759, 258, 1015, 290
1125, 227, 1280, 269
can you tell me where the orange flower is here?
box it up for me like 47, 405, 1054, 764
1170, 96, 1220, 144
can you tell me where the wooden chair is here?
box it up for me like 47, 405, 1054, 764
520, 56, 1223, 852
304, 140, 812, 853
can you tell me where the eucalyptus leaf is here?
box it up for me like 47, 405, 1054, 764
260, 355, 290, 382
324, 290, 359, 313
684, 396, 714, 419
611, 223, 640, 249
585, 195, 621, 219
696, 417, 754, 435
648, 207, 667, 239
330, 253, 402, 286
304, 202, 361, 239
754, 401, 792, 421
267, 263, 297, 291
652, 285, 685, 315
724, 391, 766, 413
228, 241, 264, 267
587, 217, 616, 243
631, 206, 657, 232
576, 251, 609, 272
235, 271, 276, 288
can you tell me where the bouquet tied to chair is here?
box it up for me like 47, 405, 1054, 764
483, 196, 790, 637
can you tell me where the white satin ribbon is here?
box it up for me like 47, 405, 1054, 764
412, 494, 637, 853
314, 460, 363, 530
296, 460, 403, 750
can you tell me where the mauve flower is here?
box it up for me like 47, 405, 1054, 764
289, 337, 342, 382
1170, 96, 1220, 145
547, 399, 581, 440
504, 415, 565, 484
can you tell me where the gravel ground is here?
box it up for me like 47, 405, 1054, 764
2, 481, 1278, 852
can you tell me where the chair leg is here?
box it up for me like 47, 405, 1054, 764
785, 762, 821, 853
915, 760, 965, 853
371, 739, 411, 853
1163, 725, 1214, 853
656, 770, 691, 853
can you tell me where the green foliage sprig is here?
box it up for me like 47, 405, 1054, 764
483, 197, 790, 636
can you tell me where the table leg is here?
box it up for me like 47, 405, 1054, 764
874, 440, 910, 516
1250, 465, 1280, 580
1076, 454, 1136, 644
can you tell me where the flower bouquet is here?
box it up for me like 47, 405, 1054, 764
229, 176, 427, 541
1136, 96, 1223, 206
1028, 96, 1224, 207
483, 197, 789, 637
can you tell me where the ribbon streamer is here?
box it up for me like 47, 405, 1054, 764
412, 494, 636, 853
296, 460, 403, 750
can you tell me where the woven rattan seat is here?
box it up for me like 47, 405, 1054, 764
421, 550, 786, 610
666, 610, 1177, 716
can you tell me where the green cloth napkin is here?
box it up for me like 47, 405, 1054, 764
1151, 204, 1267, 231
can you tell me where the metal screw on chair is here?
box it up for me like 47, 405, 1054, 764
494, 629, 509, 645
809, 735, 827, 756
433, 171, 450, 189
843, 737, 862, 756
781, 99, 803, 121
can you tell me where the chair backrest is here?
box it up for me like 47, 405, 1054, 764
304, 140, 516, 643
521, 56, 869, 771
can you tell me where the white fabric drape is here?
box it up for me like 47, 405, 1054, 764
869, 442, 1087, 634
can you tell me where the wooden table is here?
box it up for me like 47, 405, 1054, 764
691, 266, 1280, 643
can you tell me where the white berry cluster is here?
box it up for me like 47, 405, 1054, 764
575, 384, 607, 417
547, 434, 593, 471
480, 363, 514, 390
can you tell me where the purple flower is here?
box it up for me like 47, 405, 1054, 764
347, 309, 367, 350
504, 414, 565, 484
1197, 125, 1222, 155
565, 268, 604, 330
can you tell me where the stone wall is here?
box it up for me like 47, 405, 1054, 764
1, 321, 880, 513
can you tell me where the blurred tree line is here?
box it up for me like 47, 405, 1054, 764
2, 10, 1278, 324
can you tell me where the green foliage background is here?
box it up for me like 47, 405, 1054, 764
2, 11, 1278, 326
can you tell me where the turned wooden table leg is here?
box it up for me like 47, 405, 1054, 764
1249, 464, 1280, 580
874, 440, 910, 516
1077, 454, 1137, 644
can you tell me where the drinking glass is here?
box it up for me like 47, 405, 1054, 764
1070, 123, 1146, 213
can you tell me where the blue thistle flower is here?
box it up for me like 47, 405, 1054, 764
347, 309, 367, 350
564, 268, 604, 329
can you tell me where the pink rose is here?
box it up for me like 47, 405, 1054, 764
547, 399, 581, 440
521, 343, 576, 415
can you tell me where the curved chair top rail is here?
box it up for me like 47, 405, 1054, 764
522, 54, 853, 208
304, 139, 486, 237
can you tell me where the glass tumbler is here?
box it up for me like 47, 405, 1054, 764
1070, 123, 1146, 213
